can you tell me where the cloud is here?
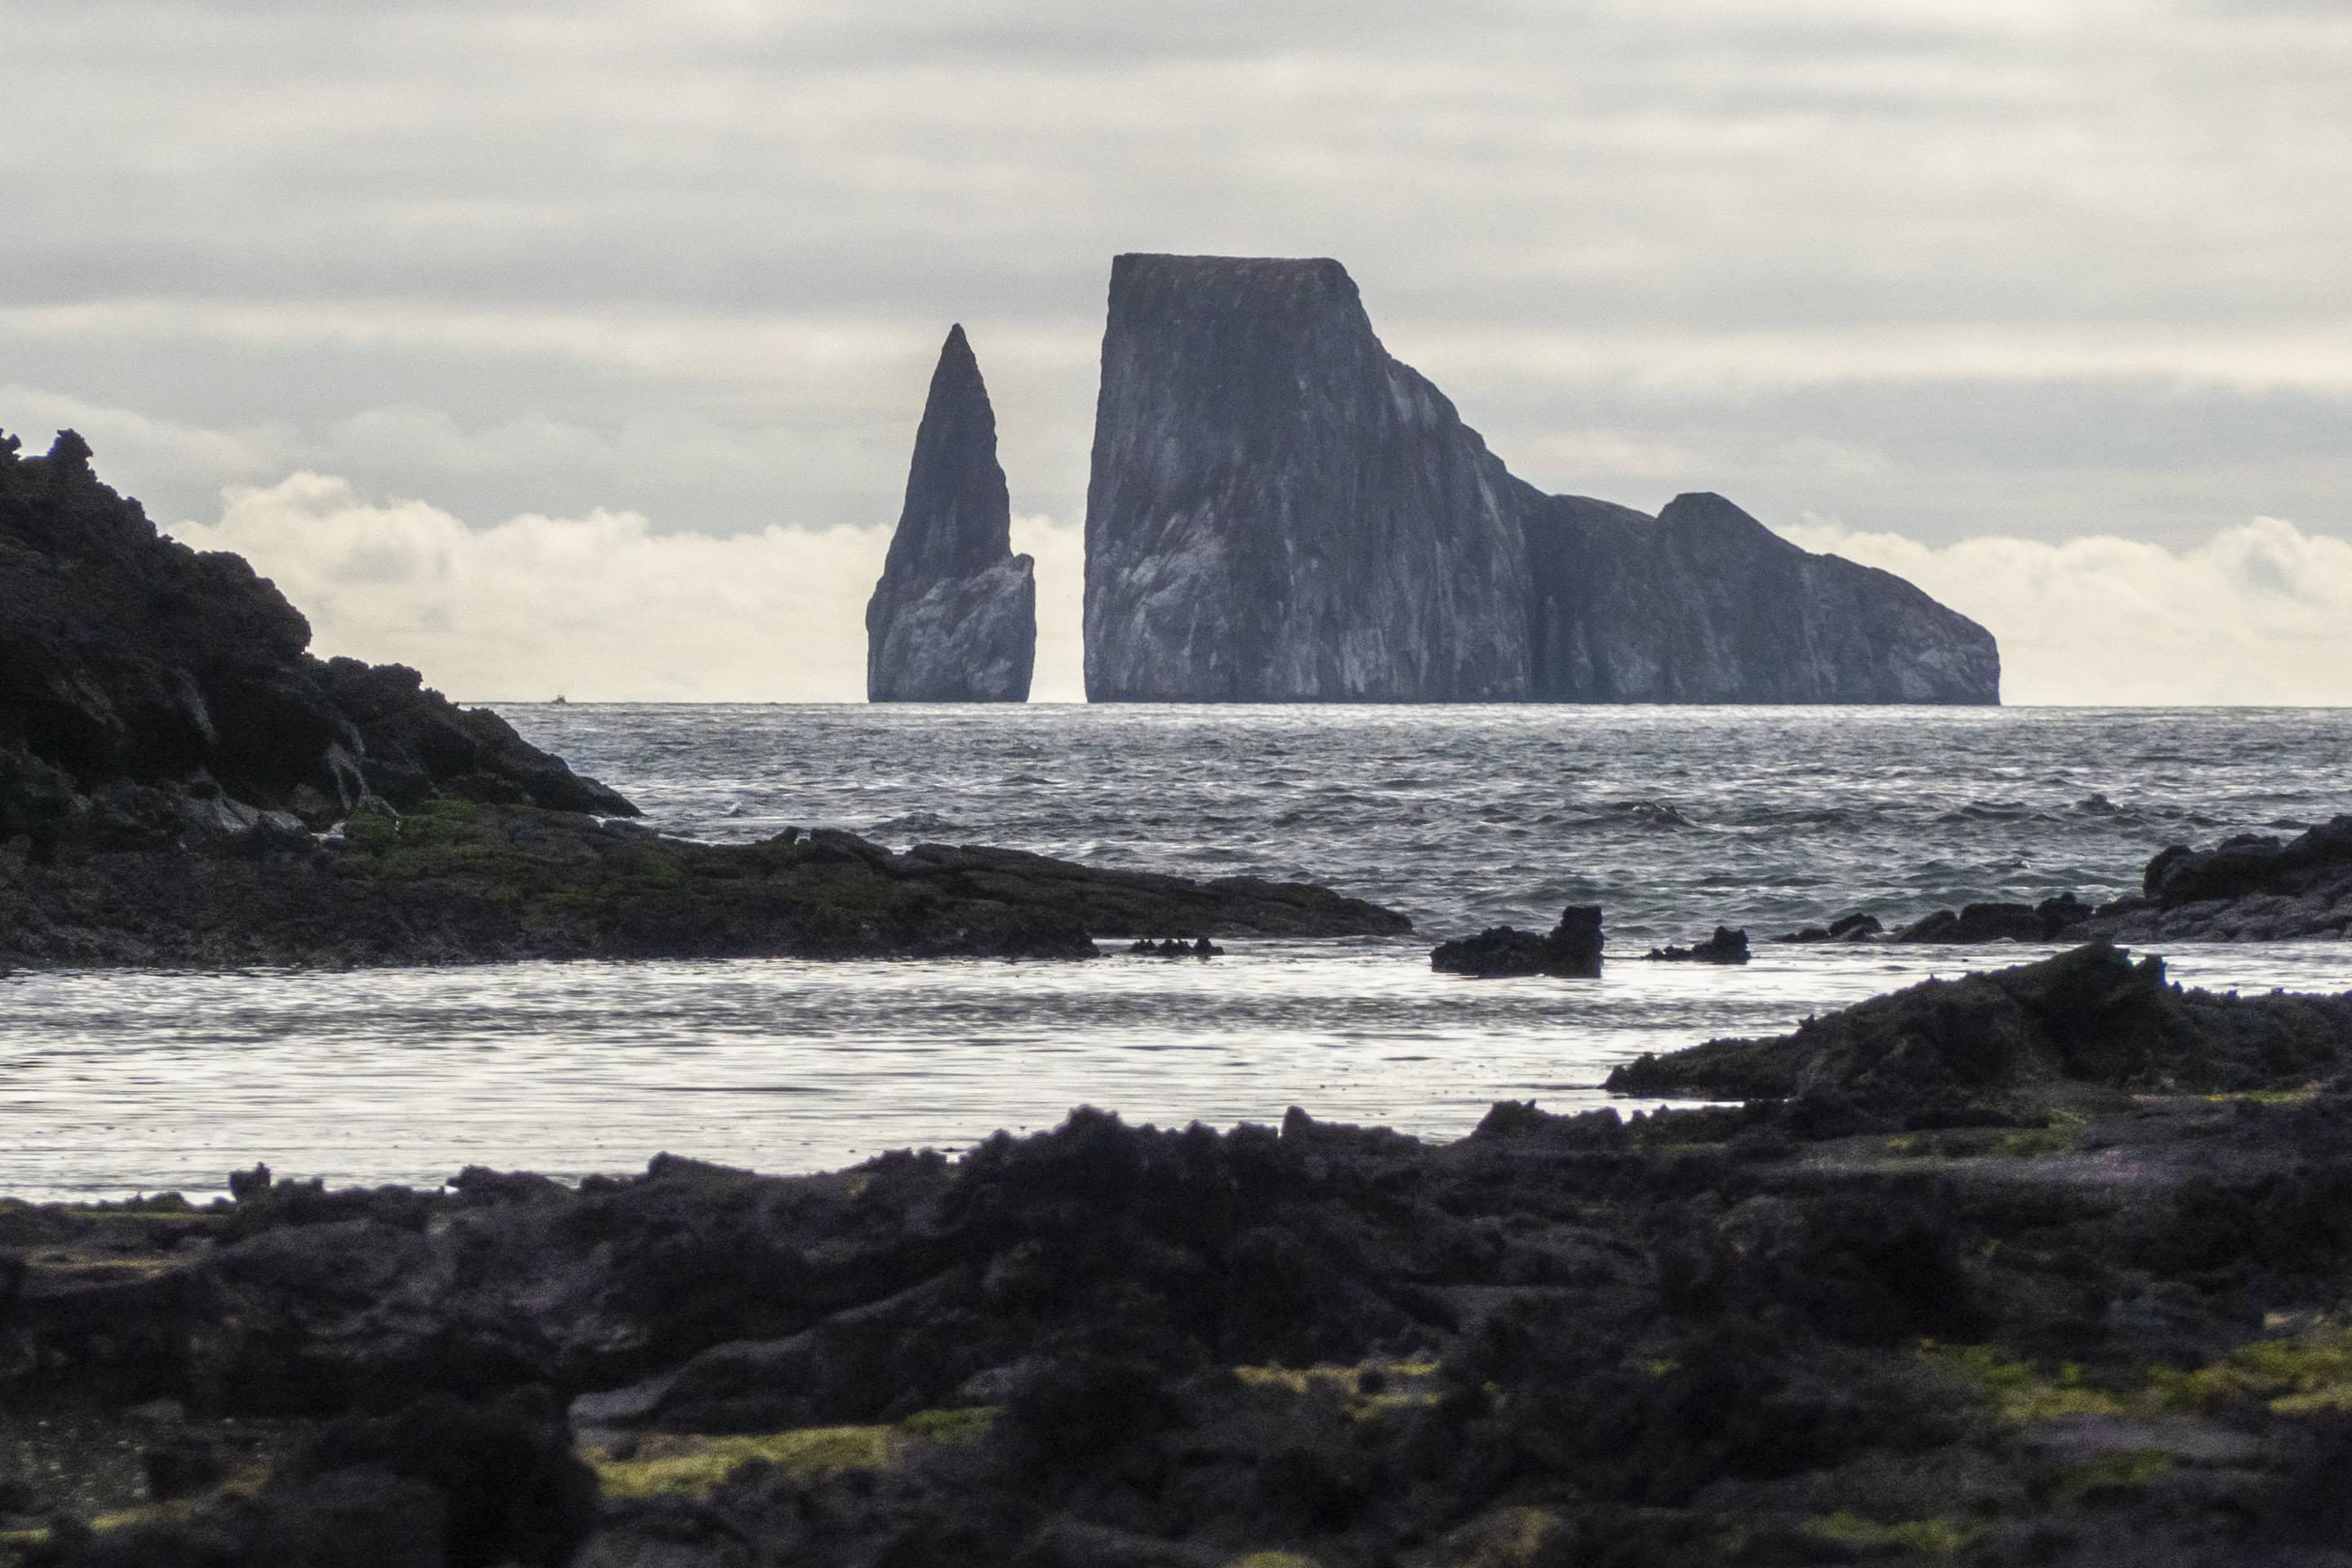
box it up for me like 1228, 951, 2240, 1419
1780, 514, 2352, 705
156, 467, 2350, 708
166, 473, 1089, 702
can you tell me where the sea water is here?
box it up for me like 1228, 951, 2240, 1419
6, 705, 2350, 1199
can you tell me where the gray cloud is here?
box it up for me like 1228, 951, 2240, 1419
3, 0, 2348, 698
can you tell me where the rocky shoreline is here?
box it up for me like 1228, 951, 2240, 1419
9, 941, 2352, 1565
0, 429, 1410, 966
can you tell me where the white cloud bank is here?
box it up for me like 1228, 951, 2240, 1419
167, 474, 2351, 706
167, 475, 1089, 703
1780, 515, 2352, 706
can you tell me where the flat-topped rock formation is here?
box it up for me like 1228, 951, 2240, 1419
1083, 254, 1535, 702
1081, 253, 2000, 705
866, 325, 1035, 702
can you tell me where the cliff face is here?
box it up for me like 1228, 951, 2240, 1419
1080, 252, 2000, 706
1525, 492, 2001, 703
1082, 255, 1534, 702
866, 325, 1036, 702
0, 426, 634, 837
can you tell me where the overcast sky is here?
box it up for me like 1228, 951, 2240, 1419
5, 0, 2349, 701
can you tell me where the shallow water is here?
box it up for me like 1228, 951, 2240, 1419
6, 705, 2350, 1200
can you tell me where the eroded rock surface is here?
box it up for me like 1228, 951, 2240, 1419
1083, 255, 1535, 702
1080, 254, 1999, 705
866, 326, 1035, 702
1525, 492, 2001, 702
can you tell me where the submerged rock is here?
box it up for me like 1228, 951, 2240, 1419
866, 325, 1036, 702
1431, 903, 1603, 977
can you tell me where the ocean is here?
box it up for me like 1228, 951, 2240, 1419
7, 704, 2350, 1200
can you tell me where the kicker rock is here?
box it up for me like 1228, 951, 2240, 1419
1082, 254, 1534, 702
866, 325, 1036, 702
1079, 252, 2001, 706
1523, 492, 2001, 702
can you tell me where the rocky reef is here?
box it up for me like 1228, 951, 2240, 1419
1082, 255, 1535, 702
1081, 253, 1999, 706
15, 945, 2352, 1564
866, 325, 1036, 702
0, 803, 1409, 968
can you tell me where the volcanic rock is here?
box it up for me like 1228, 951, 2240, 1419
1895, 893, 2094, 943
2082, 815, 2352, 941
1523, 492, 2002, 702
1605, 940, 2352, 1107
0, 427, 633, 833
1645, 924, 1750, 964
1080, 254, 2000, 705
866, 325, 1036, 702
1431, 903, 1603, 977
1082, 255, 1535, 702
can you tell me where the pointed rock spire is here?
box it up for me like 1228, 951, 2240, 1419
866, 324, 1036, 702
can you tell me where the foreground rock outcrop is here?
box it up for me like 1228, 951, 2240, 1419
1606, 941, 2352, 1107
0, 428, 633, 840
866, 325, 1036, 702
1081, 253, 1999, 705
16, 947, 2352, 1565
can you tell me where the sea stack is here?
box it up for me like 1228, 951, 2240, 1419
866, 325, 1036, 702
1080, 252, 2001, 706
1083, 254, 1534, 702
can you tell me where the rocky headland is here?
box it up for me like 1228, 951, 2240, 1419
0, 428, 1405, 965
1081, 254, 2000, 705
12, 942, 2352, 1565
866, 325, 1036, 702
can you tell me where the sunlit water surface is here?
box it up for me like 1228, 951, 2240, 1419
7, 705, 2350, 1199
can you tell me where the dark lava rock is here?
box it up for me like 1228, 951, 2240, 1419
1895, 893, 2094, 943
1778, 911, 1884, 943
866, 324, 1036, 702
2083, 815, 2352, 942
1524, 492, 2000, 702
1431, 903, 1602, 977
0, 808, 1409, 968
1606, 939, 2352, 1106
0, 428, 633, 829
1127, 937, 1223, 958
1080, 253, 1998, 705
1645, 925, 1750, 964
27, 1023, 2352, 1564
